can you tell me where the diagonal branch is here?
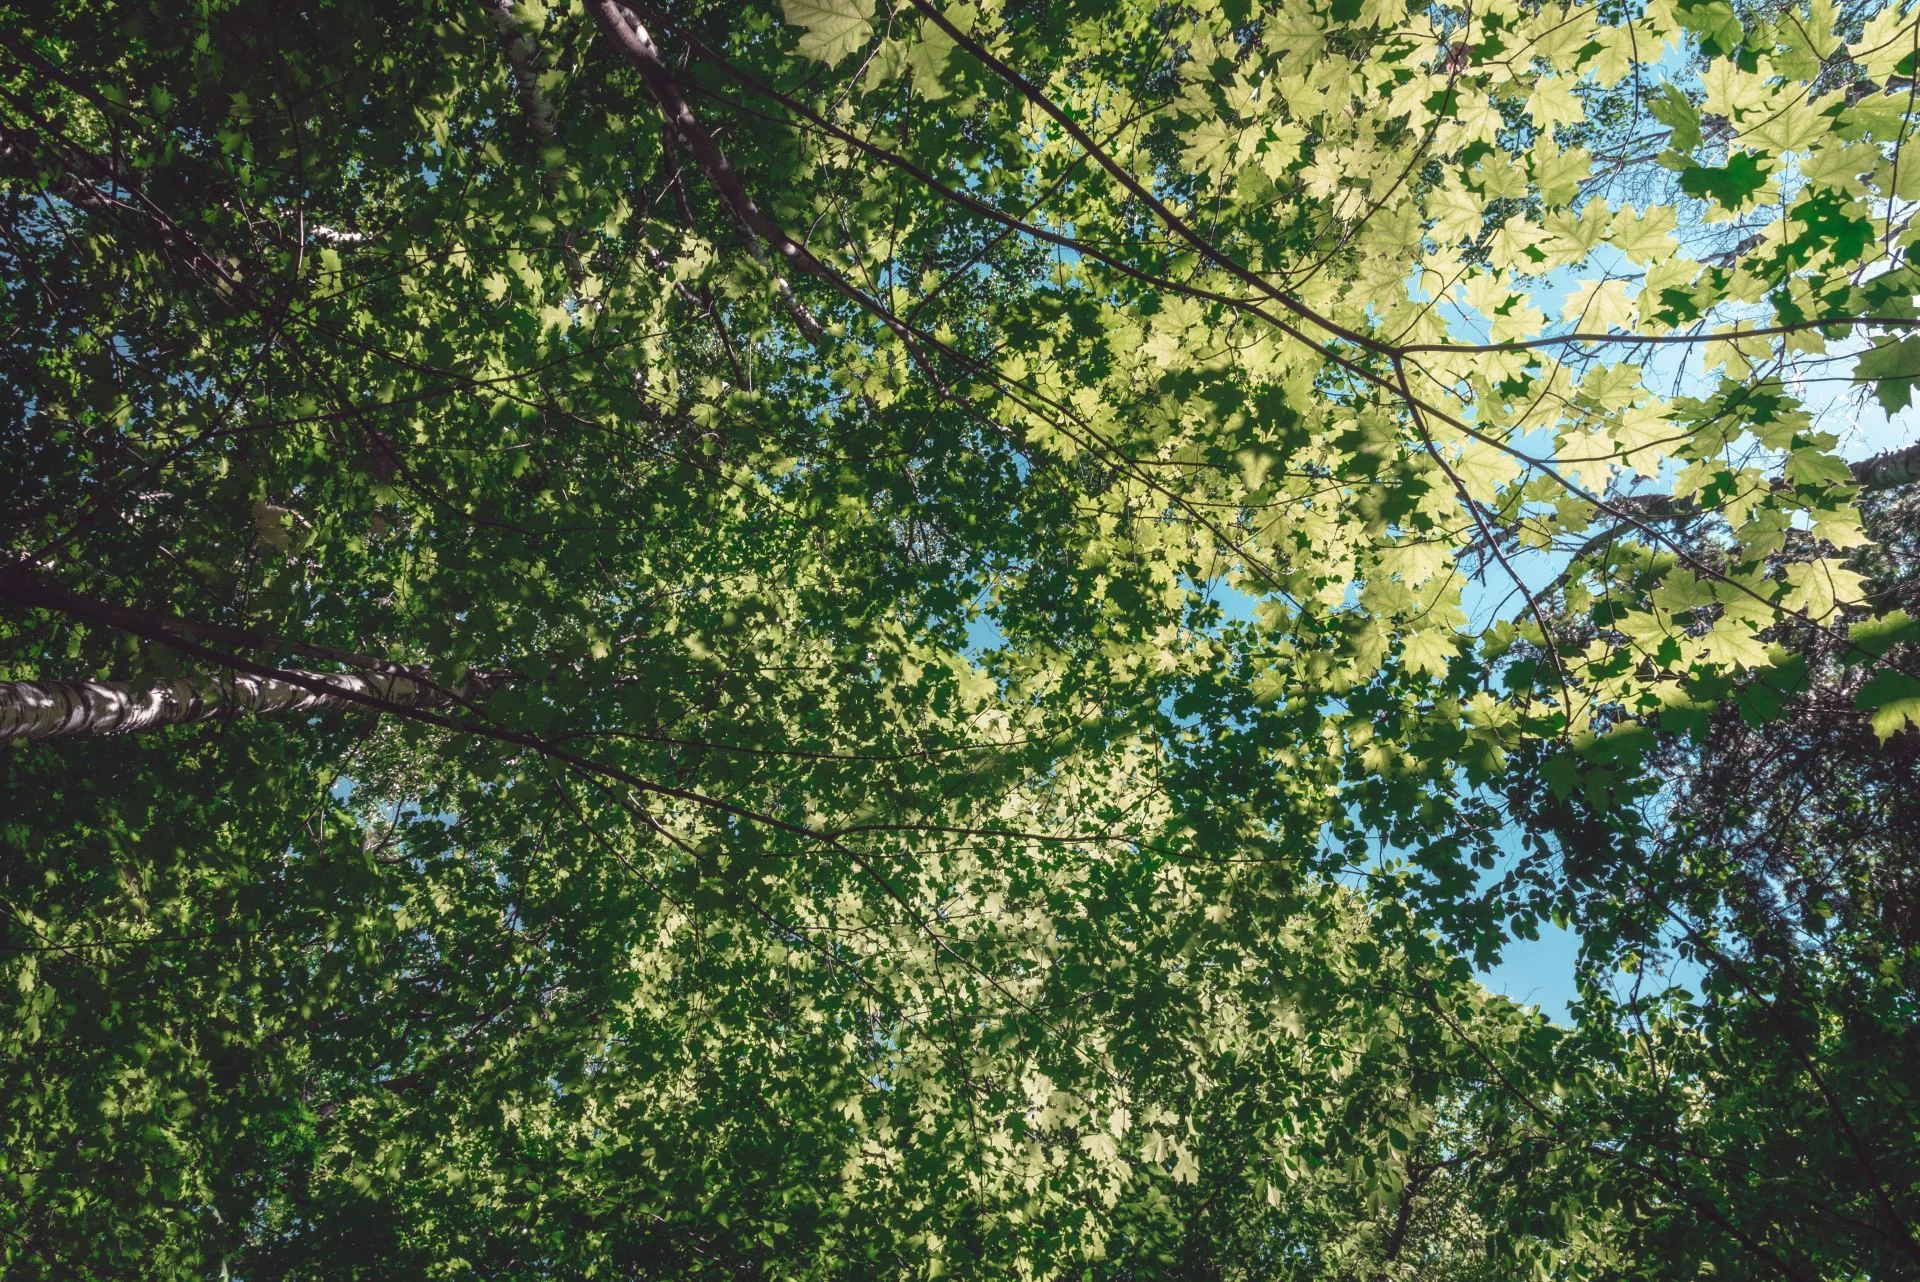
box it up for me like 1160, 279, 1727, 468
900, 0, 1387, 358
586, 0, 825, 342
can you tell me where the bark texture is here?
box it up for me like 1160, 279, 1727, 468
0, 668, 502, 741
481, 0, 559, 140
1855, 439, 1920, 492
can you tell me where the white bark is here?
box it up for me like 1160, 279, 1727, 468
482, 0, 559, 140
0, 668, 501, 741
1855, 440, 1920, 493
308, 225, 372, 246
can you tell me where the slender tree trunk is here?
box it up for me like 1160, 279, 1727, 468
0, 668, 503, 741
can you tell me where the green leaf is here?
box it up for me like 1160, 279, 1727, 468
1855, 670, 1920, 740
9, 5, 1920, 1275
780, 0, 874, 64
1676, 0, 1742, 53
1853, 334, 1920, 415
1402, 629, 1458, 678
1648, 84, 1702, 151
1844, 609, 1920, 663
1678, 152, 1771, 210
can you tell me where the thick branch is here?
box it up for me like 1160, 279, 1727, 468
1854, 439, 1920, 492
0, 667, 505, 741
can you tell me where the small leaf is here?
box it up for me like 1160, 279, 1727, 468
1402, 629, 1458, 678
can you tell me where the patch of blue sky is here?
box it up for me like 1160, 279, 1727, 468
964, 611, 1006, 656
958, 73, 1916, 1018
1167, 565, 1589, 1018
1379, 180, 1920, 1018
1477, 917, 1582, 1021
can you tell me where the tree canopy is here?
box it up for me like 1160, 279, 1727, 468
2, 0, 1918, 1276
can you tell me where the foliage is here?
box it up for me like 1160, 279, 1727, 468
2, 0, 1918, 1275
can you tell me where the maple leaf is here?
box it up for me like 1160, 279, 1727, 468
1562, 278, 1638, 332
1610, 402, 1675, 478
782, 0, 874, 64
1857, 671, 1920, 740
1608, 204, 1679, 266
1696, 619, 1771, 671
1556, 426, 1618, 491
1429, 180, 1485, 245
1402, 628, 1459, 677
1453, 440, 1525, 502
1854, 335, 1920, 415
1783, 560, 1866, 619
1679, 152, 1772, 210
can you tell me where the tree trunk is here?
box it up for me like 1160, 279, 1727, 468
0, 668, 502, 741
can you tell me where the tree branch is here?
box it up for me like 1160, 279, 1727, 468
585, 0, 825, 342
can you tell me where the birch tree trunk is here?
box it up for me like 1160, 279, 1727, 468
0, 668, 503, 741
